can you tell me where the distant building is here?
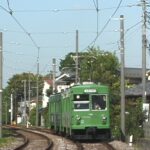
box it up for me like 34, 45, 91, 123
124, 67, 150, 84
42, 79, 52, 108
125, 67, 150, 102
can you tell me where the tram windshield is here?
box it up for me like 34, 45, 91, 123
92, 95, 107, 110
73, 94, 89, 111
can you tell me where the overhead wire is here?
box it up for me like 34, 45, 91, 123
105, 20, 142, 53
6, 0, 13, 14
11, 5, 133, 13
92, 0, 99, 36
81, 0, 123, 51
0, 3, 41, 78
0, 5, 39, 50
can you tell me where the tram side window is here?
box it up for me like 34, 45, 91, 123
92, 95, 106, 110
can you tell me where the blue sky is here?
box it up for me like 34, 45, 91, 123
0, 0, 149, 87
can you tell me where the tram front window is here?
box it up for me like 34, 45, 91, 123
74, 102, 89, 109
73, 94, 89, 111
92, 95, 107, 110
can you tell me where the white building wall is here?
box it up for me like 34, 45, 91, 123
57, 85, 70, 93
42, 81, 50, 108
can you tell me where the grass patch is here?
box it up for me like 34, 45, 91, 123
0, 128, 16, 148
0, 137, 15, 147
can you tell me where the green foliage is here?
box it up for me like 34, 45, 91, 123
110, 98, 144, 141
2, 72, 44, 123
46, 87, 53, 97
110, 104, 121, 140
125, 98, 144, 141
29, 107, 36, 126
0, 129, 16, 147
59, 52, 76, 71
59, 47, 119, 86
42, 106, 49, 128
6, 72, 44, 100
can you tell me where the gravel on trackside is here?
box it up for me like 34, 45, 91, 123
109, 140, 136, 150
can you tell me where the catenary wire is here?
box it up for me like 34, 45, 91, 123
0, 5, 39, 50
81, 0, 123, 51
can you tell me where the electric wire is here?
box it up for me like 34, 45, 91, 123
93, 0, 97, 10
11, 5, 133, 13
81, 0, 123, 51
0, 5, 39, 50
0, 4, 40, 76
105, 20, 142, 53
6, 0, 13, 14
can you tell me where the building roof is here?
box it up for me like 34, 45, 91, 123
44, 79, 53, 85
124, 67, 142, 78
125, 82, 150, 96
124, 67, 150, 78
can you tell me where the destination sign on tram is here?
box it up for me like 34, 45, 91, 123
84, 89, 96, 93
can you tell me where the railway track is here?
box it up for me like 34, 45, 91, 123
4, 126, 116, 150
4, 126, 53, 150
28, 127, 113, 150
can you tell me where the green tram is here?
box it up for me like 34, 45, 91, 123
48, 83, 111, 140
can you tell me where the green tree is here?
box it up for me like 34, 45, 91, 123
3, 72, 44, 124
46, 87, 53, 97
125, 98, 144, 141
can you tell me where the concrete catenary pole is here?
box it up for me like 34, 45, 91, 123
36, 48, 40, 127
0, 32, 2, 138
28, 72, 31, 120
141, 0, 147, 103
75, 30, 79, 84
22, 80, 27, 125
10, 93, 13, 124
120, 15, 125, 140
5, 101, 8, 125
52, 58, 56, 94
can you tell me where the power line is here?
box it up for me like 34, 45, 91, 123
11, 5, 134, 13
125, 20, 142, 34
81, 0, 123, 51
0, 5, 40, 50
105, 20, 142, 51
6, 0, 13, 14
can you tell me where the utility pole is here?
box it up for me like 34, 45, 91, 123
28, 72, 31, 120
36, 48, 40, 126
75, 30, 79, 84
141, 0, 147, 103
0, 32, 2, 138
120, 15, 125, 141
22, 80, 27, 125
52, 58, 56, 94
5, 101, 8, 125
10, 93, 13, 125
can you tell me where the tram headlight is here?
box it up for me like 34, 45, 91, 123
76, 115, 81, 125
102, 115, 107, 124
